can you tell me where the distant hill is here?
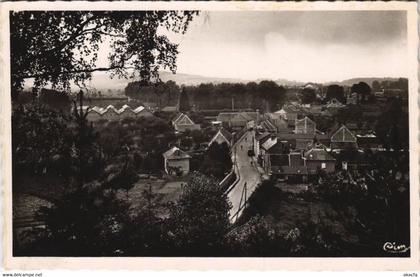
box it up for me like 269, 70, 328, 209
24, 71, 406, 96
273, 79, 305, 87
158, 71, 248, 86
74, 71, 250, 95
327, 77, 403, 87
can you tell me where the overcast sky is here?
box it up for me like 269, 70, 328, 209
163, 11, 408, 83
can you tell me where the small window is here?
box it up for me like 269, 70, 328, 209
321, 162, 326, 169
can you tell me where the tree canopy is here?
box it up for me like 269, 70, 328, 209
125, 80, 180, 108
351, 82, 372, 104
182, 81, 286, 112
179, 87, 190, 112
325, 85, 345, 103
167, 172, 231, 255
301, 87, 316, 104
199, 142, 232, 180
11, 10, 197, 100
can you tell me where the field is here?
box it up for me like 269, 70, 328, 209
119, 179, 185, 217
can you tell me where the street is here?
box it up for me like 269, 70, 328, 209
228, 130, 262, 222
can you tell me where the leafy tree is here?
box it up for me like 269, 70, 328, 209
72, 92, 104, 187
122, 206, 171, 256
326, 85, 345, 103
168, 81, 285, 111
179, 87, 190, 112
334, 105, 363, 125
32, 184, 130, 256
12, 104, 74, 191
165, 80, 180, 105
351, 82, 372, 104
257, 80, 286, 111
11, 11, 197, 100
301, 88, 316, 104
106, 164, 139, 200
226, 215, 287, 256
200, 142, 232, 180
125, 80, 181, 107
313, 150, 410, 256
375, 97, 408, 150
167, 172, 231, 255
189, 129, 208, 149
311, 114, 334, 133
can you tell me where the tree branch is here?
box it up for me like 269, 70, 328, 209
44, 14, 100, 54
20, 65, 134, 79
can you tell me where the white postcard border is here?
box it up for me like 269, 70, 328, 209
0, 1, 418, 271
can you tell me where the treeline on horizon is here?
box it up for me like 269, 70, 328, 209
125, 80, 287, 112
124, 77, 408, 112
16, 77, 409, 113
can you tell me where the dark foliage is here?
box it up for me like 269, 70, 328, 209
301, 87, 316, 104
167, 172, 231, 256
125, 80, 180, 108
12, 104, 74, 187
155, 81, 286, 112
39, 88, 71, 113
326, 84, 345, 103
314, 150, 410, 256
18, 184, 130, 256
11, 11, 197, 100
179, 87, 190, 112
199, 142, 232, 180
351, 82, 372, 104
375, 97, 409, 150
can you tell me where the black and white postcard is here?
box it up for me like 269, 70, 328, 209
1, 1, 418, 271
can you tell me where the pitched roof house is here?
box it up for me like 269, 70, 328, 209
208, 128, 233, 147
86, 106, 103, 121
118, 104, 135, 118
325, 98, 345, 108
304, 147, 336, 174
162, 146, 191, 176
172, 113, 201, 133
295, 116, 316, 135
264, 113, 289, 133
330, 125, 358, 150
260, 119, 277, 133
269, 152, 308, 183
101, 105, 120, 120
85, 105, 153, 121
356, 133, 383, 150
274, 104, 302, 126
132, 106, 153, 117
253, 132, 271, 157
217, 111, 260, 129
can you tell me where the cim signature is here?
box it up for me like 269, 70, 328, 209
383, 242, 410, 253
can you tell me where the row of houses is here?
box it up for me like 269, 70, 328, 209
162, 113, 206, 176
76, 105, 154, 121
213, 100, 344, 133
160, 103, 381, 179
266, 146, 337, 183
162, 126, 236, 177
209, 105, 382, 184
203, 120, 344, 184
255, 115, 383, 183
